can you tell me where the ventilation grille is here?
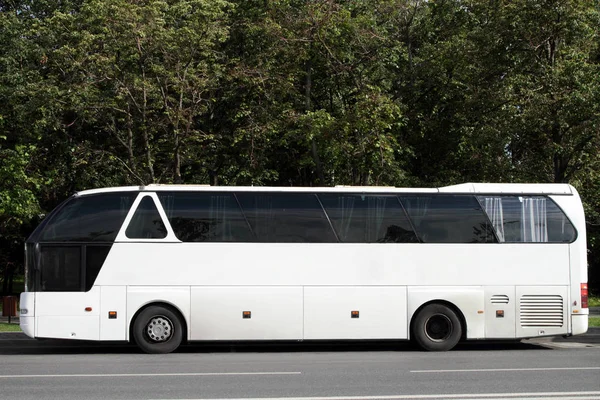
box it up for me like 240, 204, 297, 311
491, 295, 509, 304
519, 295, 563, 327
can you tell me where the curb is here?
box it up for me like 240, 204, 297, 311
0, 332, 29, 340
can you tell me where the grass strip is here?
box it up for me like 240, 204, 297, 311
0, 322, 21, 332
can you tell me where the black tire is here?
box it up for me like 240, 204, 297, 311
133, 305, 183, 354
412, 303, 462, 351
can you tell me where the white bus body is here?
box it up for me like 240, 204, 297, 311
20, 183, 589, 353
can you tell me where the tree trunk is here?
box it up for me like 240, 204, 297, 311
173, 132, 182, 183
305, 55, 326, 184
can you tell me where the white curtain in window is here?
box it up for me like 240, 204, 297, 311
521, 197, 548, 242
482, 197, 505, 242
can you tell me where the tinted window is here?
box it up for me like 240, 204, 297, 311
39, 246, 81, 291
85, 245, 111, 291
319, 194, 418, 243
477, 195, 575, 243
400, 195, 496, 243
25, 243, 37, 292
158, 192, 253, 242
26, 197, 71, 243
40, 193, 134, 242
126, 196, 167, 239
547, 200, 576, 242
26, 243, 111, 292
237, 193, 337, 242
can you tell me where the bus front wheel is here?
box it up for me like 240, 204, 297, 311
412, 303, 462, 351
133, 305, 183, 354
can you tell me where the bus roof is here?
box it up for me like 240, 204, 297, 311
75, 183, 574, 196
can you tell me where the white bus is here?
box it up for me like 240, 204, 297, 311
19, 183, 589, 353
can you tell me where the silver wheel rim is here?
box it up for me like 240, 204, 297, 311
424, 313, 453, 342
146, 316, 173, 342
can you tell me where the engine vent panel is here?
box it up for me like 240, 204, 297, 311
519, 295, 563, 328
491, 295, 509, 304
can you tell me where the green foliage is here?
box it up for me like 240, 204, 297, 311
0, 143, 41, 287
0, 144, 40, 225
1, 0, 599, 290
589, 295, 600, 308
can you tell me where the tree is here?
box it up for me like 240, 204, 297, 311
504, 0, 600, 184
220, 0, 410, 186
1, 0, 600, 291
36, 0, 232, 185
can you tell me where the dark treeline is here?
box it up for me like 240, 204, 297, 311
1, 0, 599, 292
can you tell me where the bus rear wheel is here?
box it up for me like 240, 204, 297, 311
133, 305, 183, 354
412, 303, 462, 351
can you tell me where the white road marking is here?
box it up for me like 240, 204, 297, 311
148, 392, 600, 400
532, 342, 600, 349
411, 366, 600, 373
0, 371, 301, 378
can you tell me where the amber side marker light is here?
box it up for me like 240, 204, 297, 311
108, 311, 117, 319
242, 311, 251, 319
84, 307, 92, 312
351, 311, 359, 319
581, 283, 588, 308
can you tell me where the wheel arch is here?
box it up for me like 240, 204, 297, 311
129, 301, 188, 344
409, 299, 467, 341
407, 286, 485, 340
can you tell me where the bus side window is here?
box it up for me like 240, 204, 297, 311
318, 194, 418, 243
417, 220, 448, 243
546, 200, 576, 242
158, 192, 253, 242
400, 195, 496, 243
125, 196, 168, 239
40, 193, 134, 242
477, 195, 576, 243
237, 193, 337, 243
39, 246, 82, 291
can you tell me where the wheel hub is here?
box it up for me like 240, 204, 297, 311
424, 314, 452, 342
146, 316, 173, 342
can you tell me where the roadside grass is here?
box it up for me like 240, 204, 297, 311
589, 317, 600, 327
589, 295, 600, 308
0, 322, 21, 332
0, 292, 21, 332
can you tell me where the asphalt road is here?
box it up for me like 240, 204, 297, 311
0, 333, 599, 400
